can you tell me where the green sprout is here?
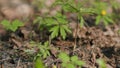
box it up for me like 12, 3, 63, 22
58, 52, 85, 68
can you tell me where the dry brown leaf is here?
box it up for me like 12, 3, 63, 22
50, 45, 58, 57
21, 29, 31, 40
11, 38, 22, 48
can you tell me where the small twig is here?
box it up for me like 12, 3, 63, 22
73, 22, 79, 51
16, 58, 21, 68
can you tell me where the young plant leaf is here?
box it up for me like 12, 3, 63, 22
75, 60, 85, 66
11, 20, 23, 32
103, 19, 109, 26
1, 19, 10, 29
95, 15, 101, 25
34, 56, 45, 68
50, 26, 59, 39
80, 17, 85, 27
1, 19, 23, 32
58, 52, 70, 63
60, 26, 66, 39
45, 18, 58, 26
62, 25, 71, 33
71, 56, 78, 62
67, 63, 75, 68
104, 16, 113, 23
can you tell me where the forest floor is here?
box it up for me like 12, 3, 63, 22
0, 23, 120, 68
0, 0, 120, 68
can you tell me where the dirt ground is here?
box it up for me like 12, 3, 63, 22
1, 23, 120, 68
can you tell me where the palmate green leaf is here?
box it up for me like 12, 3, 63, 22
43, 53, 47, 59
58, 52, 70, 63
46, 50, 50, 56
62, 2, 78, 12
34, 56, 45, 68
55, 13, 66, 20
75, 60, 85, 66
55, 13, 68, 25
45, 18, 58, 26
1, 19, 10, 29
44, 41, 49, 47
103, 19, 109, 26
61, 63, 66, 67
50, 26, 59, 39
60, 26, 66, 39
67, 63, 75, 68
40, 48, 45, 54
80, 8, 95, 14
71, 56, 85, 67
44, 51, 50, 58
12, 19, 23, 26
10, 26, 17, 32
62, 25, 71, 33
71, 56, 78, 62
104, 16, 113, 24
63, 4, 72, 12
55, 12, 63, 17
10, 20, 23, 32
95, 15, 101, 25
57, 17, 68, 24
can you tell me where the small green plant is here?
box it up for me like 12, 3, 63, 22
1, 19, 24, 32
24, 41, 50, 58
36, 41, 50, 59
58, 52, 85, 68
54, 0, 94, 27
97, 59, 106, 68
34, 0, 95, 40
45, 13, 71, 39
93, 2, 113, 25
34, 55, 46, 68
33, 41, 50, 68
34, 13, 71, 39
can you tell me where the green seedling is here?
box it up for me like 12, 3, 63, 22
34, 13, 71, 40
34, 55, 46, 68
1, 19, 23, 32
33, 41, 50, 68
54, 0, 94, 27
58, 52, 85, 68
36, 41, 50, 59
46, 13, 71, 39
93, 2, 113, 26
97, 59, 106, 68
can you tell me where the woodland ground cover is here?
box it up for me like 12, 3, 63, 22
0, 0, 120, 68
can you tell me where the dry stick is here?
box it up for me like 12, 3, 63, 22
73, 17, 90, 50
73, 22, 79, 51
16, 58, 21, 68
